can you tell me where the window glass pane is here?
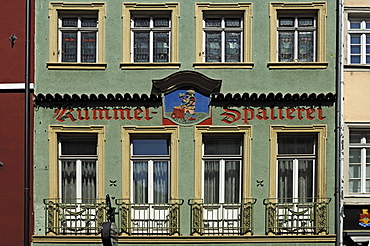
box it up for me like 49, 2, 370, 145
351, 45, 361, 54
81, 32, 96, 63
278, 135, 315, 154
366, 163, 370, 178
225, 18, 241, 27
134, 18, 150, 27
154, 18, 169, 27
204, 138, 241, 155
225, 32, 241, 62
62, 18, 78, 27
298, 160, 314, 199
133, 139, 169, 155
224, 161, 240, 203
205, 18, 221, 27
349, 164, 361, 178
204, 161, 220, 203
61, 135, 97, 155
279, 18, 294, 27
133, 161, 148, 203
350, 35, 361, 45
62, 32, 77, 62
82, 160, 96, 202
349, 180, 361, 193
298, 18, 314, 27
153, 32, 169, 62
351, 55, 361, 64
349, 149, 361, 164
81, 18, 97, 27
278, 31, 294, 62
153, 161, 169, 203
298, 32, 314, 62
61, 160, 76, 202
366, 179, 370, 193
350, 21, 361, 29
278, 160, 293, 201
205, 32, 221, 62
366, 56, 370, 64
366, 21, 370, 29
134, 32, 150, 62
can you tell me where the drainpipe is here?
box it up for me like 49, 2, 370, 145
336, 0, 344, 245
24, 0, 31, 244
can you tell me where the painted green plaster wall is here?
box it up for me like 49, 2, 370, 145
33, 0, 337, 244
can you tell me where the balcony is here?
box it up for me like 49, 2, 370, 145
115, 199, 184, 236
44, 198, 107, 235
263, 197, 331, 235
188, 198, 257, 236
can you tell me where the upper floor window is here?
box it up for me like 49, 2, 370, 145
131, 15, 171, 63
268, 2, 327, 69
203, 15, 243, 63
194, 3, 253, 69
121, 3, 180, 69
348, 18, 370, 65
47, 2, 106, 70
348, 130, 370, 194
278, 15, 316, 62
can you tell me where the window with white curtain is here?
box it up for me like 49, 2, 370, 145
203, 14, 243, 63
131, 15, 171, 63
202, 135, 242, 204
277, 14, 316, 62
58, 133, 98, 203
348, 130, 370, 194
347, 18, 370, 64
277, 134, 317, 202
131, 138, 170, 203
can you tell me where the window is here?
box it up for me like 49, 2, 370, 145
348, 130, 370, 193
277, 134, 317, 202
120, 126, 180, 235
266, 125, 329, 235
347, 18, 370, 65
46, 126, 105, 235
268, 2, 327, 68
203, 16, 243, 63
47, 2, 106, 69
194, 3, 253, 68
192, 126, 253, 236
121, 3, 180, 69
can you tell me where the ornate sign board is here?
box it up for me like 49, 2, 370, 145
344, 206, 370, 230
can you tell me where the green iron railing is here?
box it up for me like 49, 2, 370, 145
188, 198, 257, 236
44, 198, 106, 235
115, 199, 184, 236
263, 197, 331, 235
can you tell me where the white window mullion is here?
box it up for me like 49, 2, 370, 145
293, 159, 299, 199
76, 159, 82, 202
219, 159, 225, 203
148, 160, 154, 203
361, 148, 367, 193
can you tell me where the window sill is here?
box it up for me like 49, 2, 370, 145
267, 62, 328, 69
46, 62, 107, 70
344, 64, 370, 71
193, 62, 254, 69
120, 62, 181, 69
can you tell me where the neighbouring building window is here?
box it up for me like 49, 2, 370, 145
48, 2, 106, 69
203, 16, 243, 63
278, 15, 316, 62
59, 15, 98, 63
348, 18, 370, 64
348, 130, 370, 193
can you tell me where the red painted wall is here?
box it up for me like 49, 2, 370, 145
0, 0, 34, 245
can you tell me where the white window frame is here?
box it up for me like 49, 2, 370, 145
130, 15, 171, 63
58, 14, 99, 63
202, 15, 244, 63
277, 14, 317, 62
347, 18, 370, 65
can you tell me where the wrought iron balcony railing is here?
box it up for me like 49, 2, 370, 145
188, 198, 257, 236
263, 197, 331, 235
44, 198, 107, 235
115, 199, 184, 236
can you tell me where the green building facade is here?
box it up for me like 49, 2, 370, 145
33, 0, 337, 245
